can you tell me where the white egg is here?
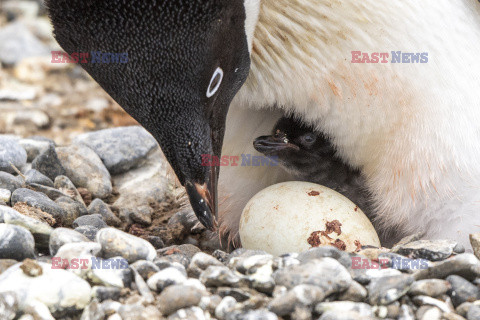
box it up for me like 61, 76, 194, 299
239, 181, 380, 256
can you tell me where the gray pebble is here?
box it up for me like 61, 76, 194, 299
0, 136, 27, 174
74, 126, 158, 175
27, 183, 68, 201
408, 279, 451, 297
18, 139, 53, 163
0, 22, 49, 65
393, 240, 458, 261
56, 144, 112, 199
155, 253, 190, 269
54, 175, 85, 205
168, 306, 206, 320
0, 291, 17, 320
447, 275, 480, 307
25, 169, 54, 187
157, 284, 206, 315
88, 198, 121, 227
131, 260, 160, 281
367, 274, 414, 305
338, 280, 368, 302
188, 252, 224, 278
467, 305, 480, 320
297, 246, 352, 268
31, 145, 66, 181
55, 196, 88, 227
414, 254, 480, 281
0, 172, 23, 193
73, 214, 107, 229
200, 266, 241, 287
315, 301, 373, 318
269, 284, 324, 316
49, 227, 91, 256
91, 286, 121, 302
74, 225, 99, 241
470, 234, 480, 260
0, 189, 11, 204
96, 228, 157, 263
0, 224, 35, 261
11, 188, 66, 221
147, 267, 187, 292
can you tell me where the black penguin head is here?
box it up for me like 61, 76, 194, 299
254, 116, 336, 174
47, 0, 255, 230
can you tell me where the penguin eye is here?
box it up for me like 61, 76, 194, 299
206, 67, 224, 98
301, 133, 317, 146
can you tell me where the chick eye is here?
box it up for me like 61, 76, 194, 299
206, 67, 223, 98
301, 133, 317, 145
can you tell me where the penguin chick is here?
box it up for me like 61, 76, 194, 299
254, 116, 372, 217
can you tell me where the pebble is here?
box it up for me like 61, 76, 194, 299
200, 266, 241, 287
49, 227, 91, 256
297, 246, 352, 268
18, 139, 53, 162
408, 279, 451, 297
274, 258, 352, 296
27, 183, 68, 201
393, 239, 458, 261
74, 225, 99, 241
0, 189, 11, 204
96, 228, 157, 263
56, 144, 112, 199
88, 198, 121, 227
0, 22, 49, 65
470, 234, 480, 260
0, 136, 27, 174
132, 268, 154, 303
367, 274, 414, 305
112, 148, 168, 224
73, 214, 107, 229
412, 295, 451, 313
131, 260, 160, 280
55, 196, 88, 227
268, 284, 324, 316
0, 224, 35, 260
188, 252, 224, 278
90, 258, 131, 288
147, 267, 187, 292
155, 256, 189, 273
0, 291, 17, 320
11, 188, 66, 221
315, 301, 373, 318
118, 304, 162, 320
74, 126, 159, 175
467, 305, 480, 320
31, 145, 66, 181
338, 280, 368, 302
25, 169, 54, 187
414, 254, 480, 281
0, 172, 23, 193
157, 284, 206, 316
0, 261, 91, 317
54, 175, 85, 205
91, 286, 121, 302
446, 275, 480, 307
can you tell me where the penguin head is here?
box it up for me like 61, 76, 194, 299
47, 0, 261, 230
254, 116, 336, 174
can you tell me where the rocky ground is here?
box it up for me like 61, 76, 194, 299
1, 1, 480, 320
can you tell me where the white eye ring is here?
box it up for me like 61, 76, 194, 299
206, 67, 224, 98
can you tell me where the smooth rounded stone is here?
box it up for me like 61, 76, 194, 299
158, 244, 202, 260
412, 295, 451, 313
27, 183, 68, 201
215, 296, 237, 320
188, 252, 224, 278
315, 302, 373, 318
146, 236, 165, 249
447, 275, 480, 307
74, 126, 159, 175
0, 205, 53, 249
338, 280, 368, 302
92, 286, 121, 302
131, 268, 155, 303
0, 261, 91, 317
49, 227, 91, 256
408, 279, 451, 297
168, 306, 207, 320
72, 214, 107, 230
216, 288, 255, 302
31, 145, 66, 181
55, 196, 88, 227
0, 136, 27, 174
414, 254, 480, 281
88, 199, 121, 227
229, 309, 278, 320
393, 239, 458, 261
213, 250, 230, 264
200, 266, 241, 287
274, 258, 352, 296
118, 304, 162, 320
470, 234, 480, 260
147, 267, 187, 292
54, 176, 85, 205
131, 260, 160, 281
18, 139, 53, 163
351, 265, 403, 285
441, 312, 466, 320
297, 246, 352, 268
97, 228, 157, 263
56, 144, 112, 199
0, 189, 11, 204
244, 262, 275, 294
0, 172, 23, 193
0, 291, 17, 320
399, 304, 415, 320
168, 208, 199, 231
416, 306, 442, 320
0, 22, 49, 65
268, 284, 325, 316
155, 253, 191, 269
0, 224, 35, 261
11, 188, 66, 222
74, 225, 99, 241
24, 170, 54, 188
468, 305, 480, 320
112, 148, 168, 224
158, 284, 206, 316
367, 274, 414, 305
231, 254, 274, 275
90, 258, 132, 288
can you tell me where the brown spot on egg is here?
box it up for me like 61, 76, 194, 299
333, 239, 347, 251
325, 220, 342, 235
308, 190, 321, 196
354, 240, 362, 252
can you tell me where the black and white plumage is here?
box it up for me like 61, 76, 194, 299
46, 0, 480, 248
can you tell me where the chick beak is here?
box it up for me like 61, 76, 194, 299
185, 167, 218, 231
253, 135, 300, 155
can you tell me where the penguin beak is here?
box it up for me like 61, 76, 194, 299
184, 167, 218, 231
254, 135, 300, 155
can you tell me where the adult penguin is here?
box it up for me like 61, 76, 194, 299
46, 0, 480, 248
